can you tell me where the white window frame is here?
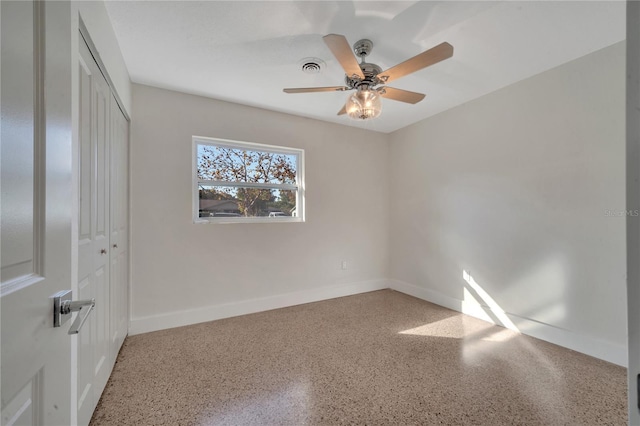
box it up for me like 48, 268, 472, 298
192, 136, 305, 224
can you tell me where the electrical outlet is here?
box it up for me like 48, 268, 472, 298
341, 260, 347, 270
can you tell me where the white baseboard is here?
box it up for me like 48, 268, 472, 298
129, 279, 389, 336
389, 279, 628, 367
129, 277, 627, 366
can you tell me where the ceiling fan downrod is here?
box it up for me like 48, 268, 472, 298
346, 39, 382, 90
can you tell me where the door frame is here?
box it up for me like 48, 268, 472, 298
627, 1, 640, 424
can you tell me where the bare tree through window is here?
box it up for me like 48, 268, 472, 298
196, 143, 300, 219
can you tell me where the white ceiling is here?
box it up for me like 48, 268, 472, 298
104, 1, 625, 134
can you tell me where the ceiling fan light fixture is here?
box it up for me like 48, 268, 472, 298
346, 87, 382, 120
283, 34, 453, 121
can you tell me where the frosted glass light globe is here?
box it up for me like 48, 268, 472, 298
346, 88, 382, 120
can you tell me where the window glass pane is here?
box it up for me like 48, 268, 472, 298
197, 144, 297, 185
199, 185, 297, 218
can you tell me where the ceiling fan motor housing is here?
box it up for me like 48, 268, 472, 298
345, 62, 383, 89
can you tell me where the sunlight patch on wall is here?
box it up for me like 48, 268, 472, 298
462, 269, 519, 332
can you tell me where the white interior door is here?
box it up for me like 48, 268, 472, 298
1, 1, 73, 425
77, 35, 112, 426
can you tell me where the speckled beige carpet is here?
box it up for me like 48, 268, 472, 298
90, 290, 627, 425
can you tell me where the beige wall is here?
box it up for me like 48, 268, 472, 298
129, 43, 627, 365
130, 84, 389, 332
389, 42, 627, 365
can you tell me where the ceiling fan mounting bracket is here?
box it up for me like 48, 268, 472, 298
353, 39, 373, 60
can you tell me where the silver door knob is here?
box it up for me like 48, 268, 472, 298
100, 248, 107, 255
52, 290, 96, 334
112, 244, 118, 248
64, 299, 95, 335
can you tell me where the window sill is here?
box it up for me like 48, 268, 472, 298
194, 217, 304, 225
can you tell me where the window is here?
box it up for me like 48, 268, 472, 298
193, 136, 304, 223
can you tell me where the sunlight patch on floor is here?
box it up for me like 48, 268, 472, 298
399, 314, 493, 339
479, 327, 516, 342
199, 380, 310, 426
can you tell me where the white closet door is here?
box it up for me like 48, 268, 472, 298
77, 35, 112, 426
109, 94, 129, 360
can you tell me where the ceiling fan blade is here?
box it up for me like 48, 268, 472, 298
380, 87, 425, 104
337, 105, 347, 115
378, 42, 453, 84
283, 86, 349, 94
323, 34, 365, 80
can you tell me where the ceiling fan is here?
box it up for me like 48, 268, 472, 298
283, 34, 454, 120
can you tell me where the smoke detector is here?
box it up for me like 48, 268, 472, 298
299, 57, 325, 74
